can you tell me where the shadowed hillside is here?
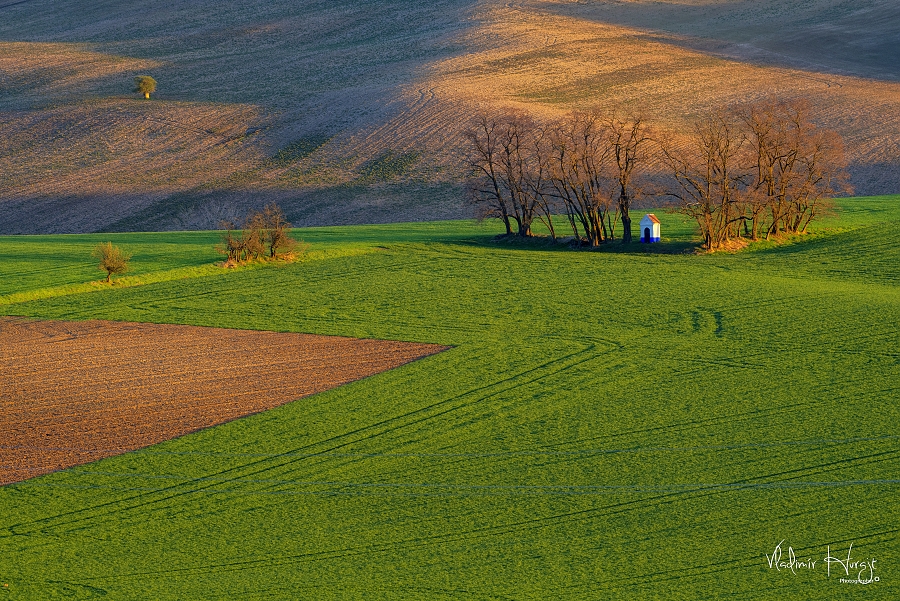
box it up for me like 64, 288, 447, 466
541, 0, 900, 82
0, 0, 898, 233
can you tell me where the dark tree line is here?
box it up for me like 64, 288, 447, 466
465, 99, 851, 251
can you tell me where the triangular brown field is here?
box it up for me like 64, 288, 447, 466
0, 317, 447, 485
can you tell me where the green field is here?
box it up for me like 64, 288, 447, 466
1, 197, 898, 599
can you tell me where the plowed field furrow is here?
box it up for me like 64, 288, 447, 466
0, 317, 447, 485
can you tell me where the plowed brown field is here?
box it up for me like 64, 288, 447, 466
0, 317, 447, 485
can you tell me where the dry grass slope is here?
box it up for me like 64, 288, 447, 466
0, 0, 897, 233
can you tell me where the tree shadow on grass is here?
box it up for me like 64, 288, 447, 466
478, 233, 699, 255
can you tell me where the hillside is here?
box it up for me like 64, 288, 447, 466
0, 0, 898, 233
546, 0, 900, 82
1, 197, 898, 598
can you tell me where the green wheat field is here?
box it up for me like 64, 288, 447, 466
1, 197, 898, 599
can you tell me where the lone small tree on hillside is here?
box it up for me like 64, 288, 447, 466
134, 75, 157, 99
93, 242, 131, 283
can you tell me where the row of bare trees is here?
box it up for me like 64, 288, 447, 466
465, 99, 851, 250
661, 99, 852, 249
218, 203, 306, 264
465, 110, 651, 245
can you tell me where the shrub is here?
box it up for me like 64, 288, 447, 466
217, 204, 308, 265
92, 242, 131, 283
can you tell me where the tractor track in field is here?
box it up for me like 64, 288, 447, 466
3, 343, 602, 534
40, 475, 899, 583
113, 433, 900, 459
0, 0, 32, 10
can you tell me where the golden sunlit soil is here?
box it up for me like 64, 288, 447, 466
0, 42, 160, 100
0, 317, 447, 485
0, 99, 263, 197
418, 4, 900, 184
252, 3, 900, 203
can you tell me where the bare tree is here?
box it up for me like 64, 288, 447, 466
465, 112, 543, 237
219, 214, 264, 263
218, 203, 303, 264
523, 123, 559, 241
496, 112, 542, 237
546, 110, 617, 246
788, 128, 851, 232
738, 98, 852, 239
217, 221, 243, 263
92, 242, 131, 283
607, 112, 653, 243
661, 110, 751, 250
464, 113, 514, 236
259, 203, 298, 259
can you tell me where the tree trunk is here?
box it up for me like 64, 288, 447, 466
517, 221, 532, 237
621, 211, 632, 243
499, 207, 512, 235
